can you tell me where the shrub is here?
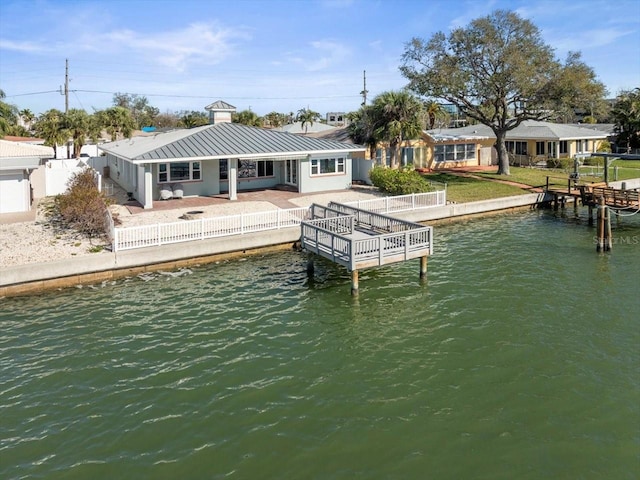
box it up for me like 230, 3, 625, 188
583, 156, 604, 167
369, 165, 434, 195
546, 158, 573, 170
55, 168, 111, 237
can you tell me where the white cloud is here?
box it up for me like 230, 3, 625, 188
96, 22, 250, 71
290, 40, 351, 72
0, 39, 50, 53
546, 27, 636, 52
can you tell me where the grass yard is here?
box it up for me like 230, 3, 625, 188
474, 167, 568, 188
423, 172, 529, 203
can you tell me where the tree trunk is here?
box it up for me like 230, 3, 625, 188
390, 141, 399, 169
495, 130, 510, 175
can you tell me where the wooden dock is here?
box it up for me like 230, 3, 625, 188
300, 203, 433, 293
546, 180, 639, 211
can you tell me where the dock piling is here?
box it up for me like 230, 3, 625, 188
596, 196, 612, 252
420, 256, 428, 280
351, 270, 359, 296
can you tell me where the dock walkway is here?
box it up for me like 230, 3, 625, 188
301, 203, 433, 293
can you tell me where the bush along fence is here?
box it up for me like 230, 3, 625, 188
109, 190, 447, 252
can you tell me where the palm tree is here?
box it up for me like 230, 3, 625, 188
264, 111, 287, 128
96, 106, 136, 141
424, 100, 445, 130
179, 111, 208, 128
296, 107, 321, 133
66, 109, 100, 157
371, 91, 424, 169
233, 109, 263, 127
19, 108, 35, 131
34, 109, 68, 157
347, 106, 379, 160
0, 89, 19, 137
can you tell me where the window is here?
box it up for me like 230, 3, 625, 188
536, 142, 545, 155
158, 161, 201, 183
238, 160, 274, 179
401, 147, 415, 166
220, 159, 274, 180
560, 141, 568, 154
506, 141, 527, 155
219, 159, 228, 180
311, 157, 345, 175
434, 143, 476, 162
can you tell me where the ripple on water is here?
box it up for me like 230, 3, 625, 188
1, 211, 639, 479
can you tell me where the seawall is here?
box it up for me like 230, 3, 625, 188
1, 192, 555, 297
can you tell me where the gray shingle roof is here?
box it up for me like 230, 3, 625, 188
427, 120, 608, 141
99, 122, 364, 162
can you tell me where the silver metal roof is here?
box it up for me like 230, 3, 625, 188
99, 122, 364, 162
427, 120, 609, 141
204, 100, 236, 111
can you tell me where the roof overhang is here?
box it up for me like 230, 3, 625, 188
124, 148, 364, 165
0, 156, 44, 171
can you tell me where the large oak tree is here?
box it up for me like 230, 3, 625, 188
400, 10, 606, 175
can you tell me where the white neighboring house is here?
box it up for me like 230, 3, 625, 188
275, 121, 337, 135
0, 140, 53, 214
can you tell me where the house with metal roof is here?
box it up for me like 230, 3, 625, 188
419, 120, 609, 169
363, 120, 609, 171
98, 102, 364, 209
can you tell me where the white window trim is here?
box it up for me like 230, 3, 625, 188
434, 143, 476, 162
158, 161, 201, 183
310, 157, 346, 176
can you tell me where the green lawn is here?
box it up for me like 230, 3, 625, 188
474, 167, 568, 188
423, 172, 529, 203
476, 165, 640, 186
422, 164, 640, 204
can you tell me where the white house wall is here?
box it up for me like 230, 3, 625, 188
298, 156, 353, 193
0, 171, 30, 213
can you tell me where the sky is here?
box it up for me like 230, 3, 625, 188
1, 0, 639, 118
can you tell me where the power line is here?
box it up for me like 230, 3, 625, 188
72, 89, 361, 101
5, 90, 60, 97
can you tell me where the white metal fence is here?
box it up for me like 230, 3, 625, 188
111, 190, 447, 252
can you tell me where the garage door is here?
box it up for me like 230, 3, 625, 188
0, 174, 28, 214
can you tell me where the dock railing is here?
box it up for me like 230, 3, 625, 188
111, 189, 445, 252
301, 203, 434, 270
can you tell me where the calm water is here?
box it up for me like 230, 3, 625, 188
1, 209, 639, 479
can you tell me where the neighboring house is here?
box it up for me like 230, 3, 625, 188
326, 112, 348, 127
98, 102, 364, 209
365, 120, 609, 171
2, 136, 46, 145
422, 121, 609, 169
0, 140, 53, 214
275, 121, 337, 135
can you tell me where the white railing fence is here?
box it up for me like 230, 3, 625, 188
111, 190, 446, 252
113, 207, 310, 251
344, 190, 446, 214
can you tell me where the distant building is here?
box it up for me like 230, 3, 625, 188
326, 112, 348, 127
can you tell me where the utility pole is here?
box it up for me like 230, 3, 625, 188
65, 59, 70, 158
360, 70, 368, 106
65, 58, 69, 115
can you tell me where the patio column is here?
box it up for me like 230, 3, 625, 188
143, 166, 153, 209
555, 142, 560, 159
228, 158, 238, 201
